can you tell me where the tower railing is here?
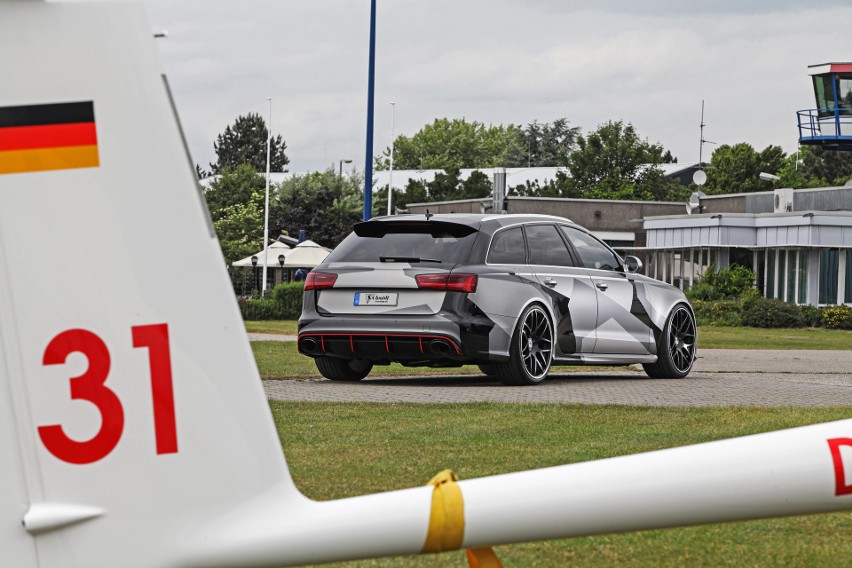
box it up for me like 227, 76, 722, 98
797, 108, 852, 150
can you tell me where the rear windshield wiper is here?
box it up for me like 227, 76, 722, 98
380, 256, 442, 263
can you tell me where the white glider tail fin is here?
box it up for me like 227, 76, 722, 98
0, 2, 300, 566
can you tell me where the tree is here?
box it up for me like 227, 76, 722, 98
203, 166, 267, 291
704, 143, 788, 194
796, 146, 852, 186
563, 121, 682, 200
209, 113, 289, 175
204, 164, 267, 221
375, 118, 524, 170
507, 118, 581, 167
271, 170, 363, 248
382, 169, 493, 209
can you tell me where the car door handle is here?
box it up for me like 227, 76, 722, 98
544, 277, 557, 287
595, 281, 608, 291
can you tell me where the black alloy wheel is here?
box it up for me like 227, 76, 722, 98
643, 304, 696, 379
496, 304, 553, 386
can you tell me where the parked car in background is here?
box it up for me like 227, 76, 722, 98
298, 213, 696, 385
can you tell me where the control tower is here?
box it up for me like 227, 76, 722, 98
797, 62, 852, 151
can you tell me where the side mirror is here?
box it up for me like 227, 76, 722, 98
623, 255, 643, 274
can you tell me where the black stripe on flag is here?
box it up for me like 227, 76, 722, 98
0, 101, 95, 128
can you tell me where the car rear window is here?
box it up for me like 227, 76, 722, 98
325, 221, 480, 264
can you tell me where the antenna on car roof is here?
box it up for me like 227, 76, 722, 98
425, 209, 433, 220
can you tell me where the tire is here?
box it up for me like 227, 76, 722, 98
643, 303, 696, 379
495, 304, 553, 386
315, 357, 373, 381
478, 363, 497, 377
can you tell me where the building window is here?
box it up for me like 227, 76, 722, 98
797, 251, 809, 305
786, 250, 797, 304
777, 250, 787, 300
766, 251, 776, 298
845, 250, 852, 304
819, 249, 839, 305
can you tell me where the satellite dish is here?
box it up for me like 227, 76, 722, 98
692, 169, 707, 186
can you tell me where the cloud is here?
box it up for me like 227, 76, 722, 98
144, 0, 852, 173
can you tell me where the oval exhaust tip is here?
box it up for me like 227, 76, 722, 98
429, 340, 452, 355
301, 337, 318, 353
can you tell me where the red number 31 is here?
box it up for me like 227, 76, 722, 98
38, 324, 177, 464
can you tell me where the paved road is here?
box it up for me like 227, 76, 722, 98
263, 349, 852, 407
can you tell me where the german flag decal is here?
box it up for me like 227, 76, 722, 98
0, 101, 99, 175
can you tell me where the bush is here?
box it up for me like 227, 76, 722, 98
684, 280, 717, 301
798, 304, 823, 328
239, 282, 305, 320
686, 263, 755, 301
821, 304, 852, 329
691, 299, 742, 327
270, 282, 305, 318
741, 296, 804, 328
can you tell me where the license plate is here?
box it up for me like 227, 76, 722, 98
354, 292, 398, 306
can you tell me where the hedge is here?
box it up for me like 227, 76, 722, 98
690, 294, 852, 330
822, 304, 852, 329
239, 282, 305, 320
740, 296, 804, 328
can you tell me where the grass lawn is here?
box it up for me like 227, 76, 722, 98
247, 320, 852, 351
699, 326, 852, 350
246, 320, 299, 335
271, 402, 852, 567
250, 323, 852, 380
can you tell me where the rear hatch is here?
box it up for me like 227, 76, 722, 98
314, 219, 480, 316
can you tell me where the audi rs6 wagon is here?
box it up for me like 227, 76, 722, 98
298, 214, 696, 385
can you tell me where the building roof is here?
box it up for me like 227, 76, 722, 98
643, 210, 852, 249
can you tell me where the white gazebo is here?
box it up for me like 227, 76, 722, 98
281, 240, 331, 270
232, 241, 294, 292
231, 240, 332, 291
232, 240, 293, 268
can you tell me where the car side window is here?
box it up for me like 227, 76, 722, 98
487, 226, 527, 264
525, 224, 575, 267
560, 226, 620, 271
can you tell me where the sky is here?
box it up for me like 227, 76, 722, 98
140, 0, 852, 175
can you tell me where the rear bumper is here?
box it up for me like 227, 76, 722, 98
298, 313, 493, 363
299, 331, 464, 361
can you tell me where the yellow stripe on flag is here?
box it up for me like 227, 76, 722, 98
0, 145, 99, 174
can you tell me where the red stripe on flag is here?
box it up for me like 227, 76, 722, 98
0, 122, 97, 151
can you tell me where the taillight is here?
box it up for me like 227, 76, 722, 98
415, 273, 478, 293
304, 272, 337, 291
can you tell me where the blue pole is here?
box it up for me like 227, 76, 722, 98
363, 0, 376, 221
832, 72, 840, 138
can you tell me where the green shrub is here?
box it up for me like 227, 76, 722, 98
238, 282, 306, 320
691, 299, 742, 327
239, 298, 291, 320
270, 282, 305, 319
798, 304, 823, 328
741, 296, 804, 328
821, 304, 852, 330
684, 280, 717, 301
685, 263, 755, 301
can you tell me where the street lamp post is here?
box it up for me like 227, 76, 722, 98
262, 98, 272, 296
339, 159, 352, 177
387, 101, 396, 216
